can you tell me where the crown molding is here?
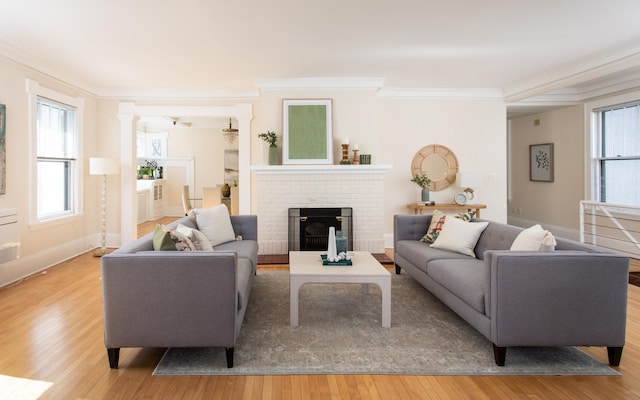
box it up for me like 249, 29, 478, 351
256, 77, 386, 90
377, 87, 503, 100
504, 40, 640, 102
95, 87, 261, 100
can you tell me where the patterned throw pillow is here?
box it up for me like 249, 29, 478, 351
152, 224, 196, 251
177, 224, 214, 251
420, 210, 475, 243
168, 229, 196, 251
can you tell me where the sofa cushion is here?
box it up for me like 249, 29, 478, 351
168, 229, 196, 251
510, 224, 556, 251
193, 204, 236, 246
427, 258, 486, 314
153, 224, 197, 251
215, 239, 259, 272
177, 224, 214, 251
153, 224, 177, 251
420, 210, 474, 243
430, 217, 489, 257
474, 221, 523, 260
396, 240, 470, 272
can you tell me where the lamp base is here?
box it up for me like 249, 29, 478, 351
93, 248, 113, 257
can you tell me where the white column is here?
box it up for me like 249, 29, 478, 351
118, 102, 138, 246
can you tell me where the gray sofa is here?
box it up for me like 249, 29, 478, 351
101, 214, 258, 369
393, 214, 629, 366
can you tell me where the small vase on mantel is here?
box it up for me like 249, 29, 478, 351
421, 188, 430, 203
268, 144, 279, 165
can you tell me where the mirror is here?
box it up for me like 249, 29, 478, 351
411, 144, 459, 191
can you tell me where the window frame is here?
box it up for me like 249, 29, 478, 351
27, 79, 84, 229
587, 90, 640, 205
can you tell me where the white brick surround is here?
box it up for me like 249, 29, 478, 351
252, 165, 392, 255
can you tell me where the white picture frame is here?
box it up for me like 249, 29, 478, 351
283, 99, 333, 164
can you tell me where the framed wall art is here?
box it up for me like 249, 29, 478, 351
283, 99, 333, 164
530, 143, 554, 182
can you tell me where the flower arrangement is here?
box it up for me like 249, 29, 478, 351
411, 172, 432, 189
258, 131, 277, 146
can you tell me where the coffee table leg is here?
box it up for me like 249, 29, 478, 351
290, 278, 302, 327
380, 278, 391, 328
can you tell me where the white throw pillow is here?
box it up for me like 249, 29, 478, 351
510, 224, 556, 251
193, 204, 236, 247
177, 223, 214, 251
430, 217, 489, 257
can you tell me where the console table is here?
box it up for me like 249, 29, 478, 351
406, 203, 486, 218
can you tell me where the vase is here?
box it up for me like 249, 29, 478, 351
222, 183, 231, 198
336, 230, 348, 254
268, 144, 279, 165
421, 188, 430, 202
327, 227, 337, 260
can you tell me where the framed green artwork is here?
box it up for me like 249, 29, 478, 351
283, 99, 333, 164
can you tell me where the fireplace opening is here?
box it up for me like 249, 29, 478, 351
288, 208, 353, 251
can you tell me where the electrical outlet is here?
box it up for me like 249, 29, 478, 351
488, 173, 497, 181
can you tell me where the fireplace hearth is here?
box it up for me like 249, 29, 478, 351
288, 208, 353, 252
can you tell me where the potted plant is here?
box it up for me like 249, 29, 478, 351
411, 172, 432, 203
259, 131, 279, 165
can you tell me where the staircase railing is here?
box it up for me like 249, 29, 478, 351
580, 200, 640, 259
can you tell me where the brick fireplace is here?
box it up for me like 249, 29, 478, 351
251, 165, 392, 255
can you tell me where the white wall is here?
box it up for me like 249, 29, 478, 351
508, 106, 584, 238
0, 55, 510, 284
257, 90, 508, 239
0, 57, 101, 287
376, 98, 508, 233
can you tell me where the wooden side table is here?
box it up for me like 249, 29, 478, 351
406, 203, 487, 218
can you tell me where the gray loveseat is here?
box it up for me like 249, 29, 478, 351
101, 214, 258, 369
393, 214, 629, 366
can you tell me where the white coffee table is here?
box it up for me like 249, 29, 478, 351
289, 251, 391, 327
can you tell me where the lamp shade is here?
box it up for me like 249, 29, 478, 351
457, 172, 483, 188
90, 157, 120, 176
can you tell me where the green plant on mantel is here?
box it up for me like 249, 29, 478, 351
258, 131, 277, 146
411, 172, 432, 189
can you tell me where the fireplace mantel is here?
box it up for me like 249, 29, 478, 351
252, 164, 392, 255
251, 164, 392, 174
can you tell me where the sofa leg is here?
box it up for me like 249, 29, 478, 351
493, 344, 506, 366
607, 346, 623, 366
394, 264, 401, 275
225, 347, 234, 368
107, 348, 120, 369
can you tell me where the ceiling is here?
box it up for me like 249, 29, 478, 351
2, 0, 640, 117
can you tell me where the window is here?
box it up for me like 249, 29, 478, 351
594, 101, 640, 206
27, 79, 83, 226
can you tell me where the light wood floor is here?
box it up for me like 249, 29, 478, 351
1, 226, 640, 399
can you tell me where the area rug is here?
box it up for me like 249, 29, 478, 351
154, 271, 619, 376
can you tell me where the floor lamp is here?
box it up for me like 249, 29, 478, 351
90, 157, 120, 257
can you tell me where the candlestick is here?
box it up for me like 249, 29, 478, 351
342, 137, 349, 145
340, 143, 351, 164
352, 149, 360, 165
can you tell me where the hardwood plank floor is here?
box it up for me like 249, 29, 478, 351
2, 236, 640, 398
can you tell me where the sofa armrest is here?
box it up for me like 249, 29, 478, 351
485, 250, 629, 347
101, 251, 239, 349
231, 215, 257, 241
393, 214, 432, 245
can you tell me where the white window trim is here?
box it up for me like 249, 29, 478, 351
585, 89, 640, 203
26, 79, 84, 230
